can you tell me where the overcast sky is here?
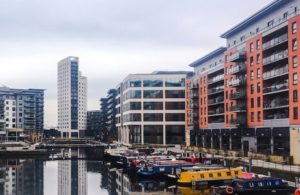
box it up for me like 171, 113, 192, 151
0, 0, 273, 127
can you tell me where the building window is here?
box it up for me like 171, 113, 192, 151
251, 112, 254, 122
250, 84, 254, 94
256, 27, 259, 33
226, 91, 228, 99
256, 40, 260, 50
250, 56, 254, 66
294, 107, 298, 120
226, 115, 228, 123
258, 111, 261, 122
257, 68, 261, 79
257, 82, 261, 93
293, 73, 298, 85
250, 43, 254, 52
293, 39, 297, 51
250, 71, 254, 80
283, 12, 288, 19
292, 22, 297, 34
293, 56, 298, 68
293, 90, 298, 102
226, 103, 228, 112
251, 98, 254, 108
267, 20, 274, 27
257, 97, 261, 107
257, 54, 261, 64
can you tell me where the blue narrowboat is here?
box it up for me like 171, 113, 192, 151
213, 177, 295, 195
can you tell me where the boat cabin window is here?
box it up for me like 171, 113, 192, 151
226, 171, 231, 176
209, 173, 213, 178
200, 174, 204, 178
217, 172, 222, 177
234, 171, 239, 175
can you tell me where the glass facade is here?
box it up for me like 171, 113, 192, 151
144, 125, 163, 144
124, 102, 141, 111
165, 113, 185, 121
143, 90, 163, 98
71, 62, 78, 130
129, 80, 141, 87
124, 113, 141, 122
143, 113, 163, 121
143, 80, 163, 87
166, 125, 185, 144
126, 90, 141, 99
165, 90, 185, 98
165, 78, 185, 87
143, 102, 163, 110
165, 102, 185, 110
130, 125, 141, 143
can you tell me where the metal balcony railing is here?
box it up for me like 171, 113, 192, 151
230, 118, 246, 125
263, 65, 288, 80
208, 97, 224, 105
229, 105, 246, 112
227, 63, 246, 75
227, 51, 246, 62
262, 49, 288, 66
264, 99, 289, 109
263, 82, 288, 94
207, 87, 224, 95
263, 33, 288, 50
208, 74, 224, 85
208, 109, 224, 116
230, 91, 246, 100
229, 77, 246, 87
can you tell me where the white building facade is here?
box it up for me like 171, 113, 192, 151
57, 56, 87, 138
116, 71, 190, 146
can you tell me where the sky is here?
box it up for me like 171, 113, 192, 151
0, 0, 273, 127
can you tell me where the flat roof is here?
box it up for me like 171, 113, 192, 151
220, 0, 293, 39
189, 47, 226, 68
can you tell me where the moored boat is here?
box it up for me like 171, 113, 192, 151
177, 167, 243, 186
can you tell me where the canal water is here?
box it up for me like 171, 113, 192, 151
0, 148, 295, 195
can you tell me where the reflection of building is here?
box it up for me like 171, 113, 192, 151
116, 71, 191, 146
86, 110, 101, 137
57, 56, 87, 138
58, 149, 87, 195
1, 159, 43, 195
0, 87, 44, 142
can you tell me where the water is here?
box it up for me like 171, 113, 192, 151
0, 148, 295, 195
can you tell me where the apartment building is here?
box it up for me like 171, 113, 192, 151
189, 0, 300, 164
116, 71, 190, 146
57, 56, 87, 138
0, 87, 44, 142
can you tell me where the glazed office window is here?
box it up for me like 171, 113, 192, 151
292, 22, 297, 34
283, 12, 288, 19
143, 113, 163, 121
293, 73, 298, 85
129, 80, 141, 87
143, 102, 163, 110
293, 56, 298, 68
165, 90, 185, 98
257, 54, 261, 64
251, 98, 254, 108
250, 71, 254, 80
251, 112, 254, 122
129, 102, 141, 110
256, 40, 261, 50
294, 107, 298, 120
165, 113, 185, 121
127, 90, 141, 99
143, 80, 163, 87
257, 97, 261, 107
257, 83, 261, 93
250, 43, 254, 52
165, 102, 185, 110
257, 68, 261, 79
165, 78, 185, 87
250, 84, 254, 94
144, 125, 163, 144
293, 39, 297, 51
267, 20, 273, 27
258, 111, 261, 122
293, 90, 298, 102
250, 57, 254, 66
166, 125, 185, 144
143, 90, 163, 98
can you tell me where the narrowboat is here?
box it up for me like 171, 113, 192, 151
137, 160, 194, 177
177, 167, 243, 186
167, 165, 224, 179
213, 177, 295, 195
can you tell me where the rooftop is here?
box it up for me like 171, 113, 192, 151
189, 47, 226, 67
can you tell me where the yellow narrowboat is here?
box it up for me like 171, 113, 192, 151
177, 166, 243, 186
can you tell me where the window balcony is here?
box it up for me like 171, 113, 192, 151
227, 51, 246, 62
191, 93, 198, 99
227, 63, 246, 75
263, 33, 288, 51
208, 108, 224, 116
208, 97, 224, 105
262, 49, 288, 66
229, 105, 246, 112
263, 99, 289, 110
208, 74, 224, 85
229, 77, 246, 87
193, 113, 199, 118
263, 65, 288, 80
263, 82, 288, 95
230, 91, 246, 100
230, 118, 246, 125
191, 103, 199, 109
207, 87, 224, 95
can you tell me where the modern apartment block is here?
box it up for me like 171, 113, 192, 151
188, 0, 300, 164
0, 87, 44, 142
57, 56, 87, 138
116, 71, 190, 146
99, 89, 117, 141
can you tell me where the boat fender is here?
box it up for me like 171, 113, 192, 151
295, 189, 300, 195
225, 186, 234, 195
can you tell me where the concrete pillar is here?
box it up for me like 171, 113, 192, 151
211, 135, 213, 149
202, 135, 205, 148
229, 135, 232, 150
219, 135, 222, 150
141, 125, 144, 145
270, 136, 274, 155
163, 125, 166, 145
